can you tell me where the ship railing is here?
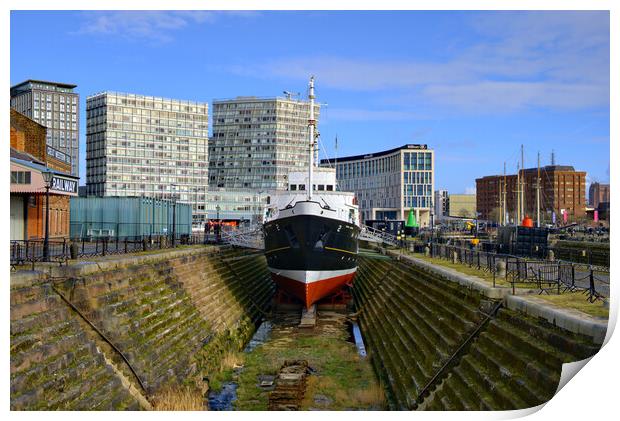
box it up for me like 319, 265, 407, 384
220, 226, 265, 250
359, 224, 399, 247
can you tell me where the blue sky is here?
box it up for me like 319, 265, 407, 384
10, 10, 610, 193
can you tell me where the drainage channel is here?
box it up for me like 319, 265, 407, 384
208, 306, 384, 410
207, 320, 273, 410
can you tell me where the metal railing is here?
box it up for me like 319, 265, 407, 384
429, 243, 609, 302
359, 225, 399, 247
10, 233, 211, 269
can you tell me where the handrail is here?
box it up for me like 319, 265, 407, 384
51, 284, 149, 395
415, 300, 504, 408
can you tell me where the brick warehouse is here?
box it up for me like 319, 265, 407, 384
10, 109, 78, 240
476, 165, 587, 224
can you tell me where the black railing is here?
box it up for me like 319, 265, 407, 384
10, 233, 215, 269
428, 243, 609, 302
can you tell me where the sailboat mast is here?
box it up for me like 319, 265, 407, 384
502, 162, 507, 226
516, 162, 521, 224
520, 144, 525, 219
307, 76, 316, 201
537, 151, 541, 228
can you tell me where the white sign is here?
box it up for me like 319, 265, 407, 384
50, 176, 78, 194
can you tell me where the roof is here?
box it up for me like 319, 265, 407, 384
10, 156, 78, 180
320, 144, 430, 164
10, 148, 45, 165
11, 79, 77, 90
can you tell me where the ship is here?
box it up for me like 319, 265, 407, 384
263, 76, 361, 308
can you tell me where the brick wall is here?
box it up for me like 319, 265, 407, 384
10, 109, 47, 162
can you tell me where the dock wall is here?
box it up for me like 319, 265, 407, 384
10, 246, 274, 410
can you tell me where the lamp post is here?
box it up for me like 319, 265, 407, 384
216, 205, 221, 243
171, 184, 177, 247
41, 168, 54, 261
430, 208, 435, 257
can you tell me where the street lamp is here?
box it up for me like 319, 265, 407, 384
215, 205, 221, 243
41, 168, 54, 261
171, 184, 177, 247
430, 208, 435, 257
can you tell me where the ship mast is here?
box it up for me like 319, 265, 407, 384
307, 76, 316, 201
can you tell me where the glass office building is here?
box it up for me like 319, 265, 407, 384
10, 80, 80, 176
321, 144, 435, 226
85, 91, 209, 229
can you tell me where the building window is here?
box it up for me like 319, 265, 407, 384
11, 171, 31, 184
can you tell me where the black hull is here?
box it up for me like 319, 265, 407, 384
264, 214, 359, 272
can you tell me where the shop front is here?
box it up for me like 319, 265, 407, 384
10, 157, 78, 241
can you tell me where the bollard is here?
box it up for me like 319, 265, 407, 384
424, 246, 430, 257
495, 260, 506, 278
70, 241, 78, 260
409, 243, 415, 252
547, 250, 555, 262
142, 238, 148, 251
452, 251, 458, 264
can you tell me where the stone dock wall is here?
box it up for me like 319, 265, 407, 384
354, 251, 604, 411
10, 246, 274, 410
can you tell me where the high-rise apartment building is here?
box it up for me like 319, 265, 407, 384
209, 96, 319, 190
10, 80, 80, 176
476, 165, 587, 224
321, 144, 435, 226
85, 92, 209, 228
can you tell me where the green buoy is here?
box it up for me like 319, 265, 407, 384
405, 208, 418, 228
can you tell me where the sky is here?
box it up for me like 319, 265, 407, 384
10, 10, 610, 193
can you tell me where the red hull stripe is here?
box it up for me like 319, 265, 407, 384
271, 271, 357, 308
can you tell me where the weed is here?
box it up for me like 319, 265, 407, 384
151, 385, 205, 411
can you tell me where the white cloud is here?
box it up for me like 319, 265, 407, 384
230, 11, 609, 113
465, 186, 476, 195
75, 11, 256, 42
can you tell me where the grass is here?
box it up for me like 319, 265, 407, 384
406, 251, 515, 288
151, 385, 206, 411
535, 292, 609, 319
209, 351, 245, 392
234, 312, 386, 410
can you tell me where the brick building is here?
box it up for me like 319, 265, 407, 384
10, 110, 78, 241
589, 182, 610, 209
476, 165, 587, 224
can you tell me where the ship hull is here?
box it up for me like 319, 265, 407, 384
264, 213, 359, 308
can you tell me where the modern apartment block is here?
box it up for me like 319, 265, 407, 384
10, 80, 80, 176
476, 165, 587, 224
209, 96, 320, 190
85, 91, 209, 228
321, 144, 435, 226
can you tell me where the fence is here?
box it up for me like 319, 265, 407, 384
430, 243, 609, 302
10, 233, 213, 269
